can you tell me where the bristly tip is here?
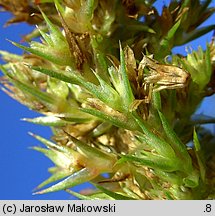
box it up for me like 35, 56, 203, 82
28, 146, 36, 150
28, 131, 36, 137
32, 184, 41, 193
6, 39, 15, 45
32, 189, 46, 195
119, 41, 122, 52
32, 191, 39, 195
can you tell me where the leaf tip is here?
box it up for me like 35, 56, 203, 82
28, 131, 36, 137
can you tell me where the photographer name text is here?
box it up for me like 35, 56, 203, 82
2, 203, 116, 214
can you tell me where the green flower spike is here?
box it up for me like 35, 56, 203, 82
32, 132, 117, 194
10, 11, 73, 66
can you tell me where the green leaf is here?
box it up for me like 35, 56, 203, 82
84, 0, 97, 21
133, 112, 176, 157
65, 189, 97, 200
22, 114, 92, 126
31, 66, 81, 85
29, 133, 76, 157
193, 129, 206, 182
91, 35, 110, 83
32, 66, 122, 111
32, 146, 55, 160
119, 43, 134, 110
181, 0, 190, 8
65, 189, 114, 200
92, 71, 122, 110
205, 43, 212, 79
66, 133, 115, 162
152, 91, 161, 111
154, 170, 183, 185
160, 20, 181, 49
176, 25, 215, 45
36, 170, 71, 190
183, 169, 199, 188
22, 116, 70, 126
81, 107, 138, 131
158, 111, 192, 170
121, 155, 180, 172
32, 146, 75, 171
39, 9, 66, 47
37, 28, 53, 46
34, 168, 98, 194
92, 122, 112, 137
108, 66, 121, 92
14, 81, 55, 104
94, 184, 135, 200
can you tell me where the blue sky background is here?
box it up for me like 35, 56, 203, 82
0, 1, 215, 200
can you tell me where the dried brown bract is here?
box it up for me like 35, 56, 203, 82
142, 56, 190, 91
